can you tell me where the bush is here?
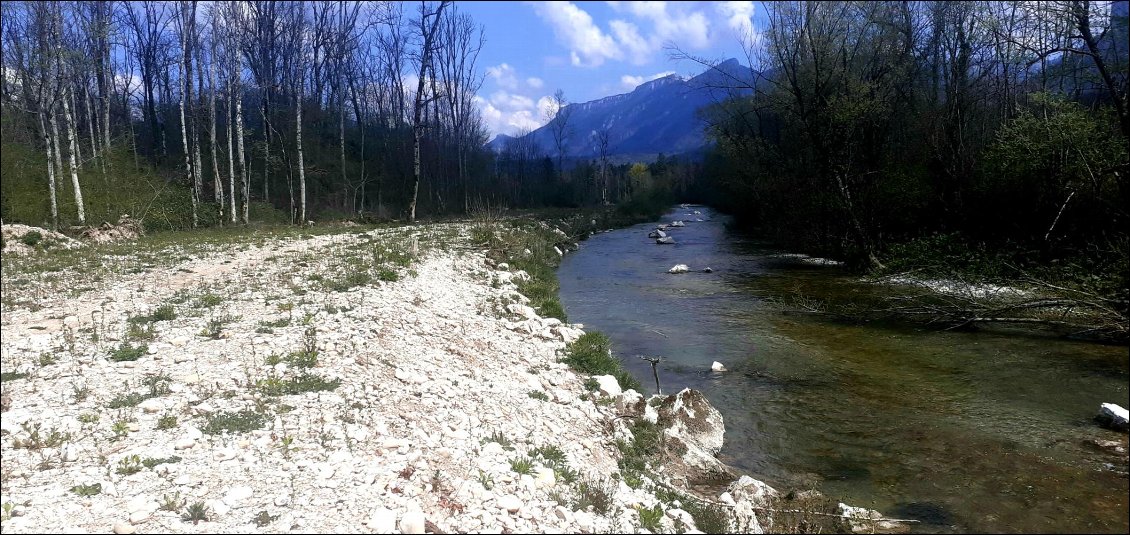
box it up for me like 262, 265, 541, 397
560, 332, 641, 392
21, 231, 42, 247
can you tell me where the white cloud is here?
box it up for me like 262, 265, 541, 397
476, 90, 556, 137
526, 77, 544, 89
609, 20, 651, 65
716, 1, 755, 38
531, 1, 622, 67
620, 70, 676, 90
486, 63, 520, 90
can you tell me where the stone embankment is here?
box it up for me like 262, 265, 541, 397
1, 220, 900, 533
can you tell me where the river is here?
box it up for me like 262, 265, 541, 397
557, 205, 1129, 533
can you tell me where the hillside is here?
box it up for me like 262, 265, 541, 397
488, 59, 758, 160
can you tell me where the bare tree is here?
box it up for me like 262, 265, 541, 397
547, 88, 573, 179
407, 0, 449, 223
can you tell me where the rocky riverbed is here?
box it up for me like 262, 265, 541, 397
0, 220, 905, 534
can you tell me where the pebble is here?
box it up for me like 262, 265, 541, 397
366, 507, 397, 532
112, 522, 136, 534
497, 494, 522, 513
399, 510, 426, 534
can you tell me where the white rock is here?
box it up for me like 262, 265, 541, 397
711, 361, 727, 372
594, 375, 621, 398
1097, 403, 1129, 432
138, 398, 164, 413
668, 264, 689, 274
399, 510, 425, 534
112, 522, 136, 534
719, 492, 735, 506
174, 439, 195, 450
367, 508, 397, 533
497, 494, 522, 513
127, 496, 155, 514
534, 467, 556, 488
209, 499, 230, 517
223, 486, 254, 507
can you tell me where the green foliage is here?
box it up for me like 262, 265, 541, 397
637, 503, 665, 532
128, 305, 177, 324
182, 502, 210, 524
560, 332, 641, 392
156, 413, 178, 430
142, 455, 182, 469
109, 341, 147, 362
1, 372, 28, 382
509, 456, 534, 475
256, 374, 340, 396
21, 231, 42, 247
70, 483, 102, 497
116, 455, 144, 475
202, 409, 267, 435
527, 390, 549, 401
11, 422, 71, 450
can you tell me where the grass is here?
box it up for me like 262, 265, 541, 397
574, 478, 614, 514
264, 349, 318, 369
1, 372, 28, 383
200, 314, 239, 339
194, 293, 224, 308
638, 503, 665, 532
482, 430, 514, 450
142, 456, 182, 469
128, 305, 177, 324
509, 456, 534, 476
530, 445, 567, 467
156, 413, 178, 430
202, 409, 267, 435
116, 455, 144, 475
256, 374, 340, 396
107, 374, 171, 408
11, 422, 71, 450
182, 502, 209, 524
108, 341, 148, 362
70, 483, 102, 497
560, 332, 641, 392
528, 390, 550, 401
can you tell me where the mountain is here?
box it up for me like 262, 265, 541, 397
487, 58, 758, 161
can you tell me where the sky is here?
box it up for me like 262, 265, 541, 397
456, 1, 760, 138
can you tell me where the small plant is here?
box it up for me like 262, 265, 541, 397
156, 413, 178, 430
72, 382, 91, 402
376, 268, 399, 282
531, 445, 567, 467
37, 352, 58, 367
483, 430, 513, 450
116, 455, 144, 475
200, 314, 239, 339
182, 502, 210, 524
194, 293, 224, 308
202, 409, 267, 435
107, 392, 145, 408
160, 492, 184, 512
256, 374, 339, 396
21, 230, 43, 247
575, 478, 614, 514
528, 390, 550, 401
70, 483, 102, 497
477, 469, 494, 491
128, 305, 176, 324
253, 510, 279, 527
11, 422, 71, 450
509, 456, 534, 476
78, 412, 100, 424
109, 341, 147, 362
583, 377, 600, 392
1, 371, 28, 383
111, 420, 130, 439
638, 503, 665, 532
142, 456, 181, 469
126, 322, 156, 342
554, 465, 580, 485
278, 435, 295, 459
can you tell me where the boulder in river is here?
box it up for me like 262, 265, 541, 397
648, 229, 667, 239
669, 264, 690, 274
649, 388, 734, 483
656, 237, 675, 245
711, 361, 727, 372
1096, 403, 1129, 432
670, 221, 686, 227
702, 267, 713, 273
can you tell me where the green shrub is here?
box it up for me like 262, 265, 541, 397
560, 332, 641, 392
21, 231, 42, 247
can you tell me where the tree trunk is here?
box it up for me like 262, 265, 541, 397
297, 66, 307, 224
62, 86, 87, 224
209, 43, 223, 224
227, 75, 237, 223
179, 16, 198, 228
38, 111, 60, 230
236, 81, 249, 223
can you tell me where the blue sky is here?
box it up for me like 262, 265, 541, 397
456, 1, 759, 138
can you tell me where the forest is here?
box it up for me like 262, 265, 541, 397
685, 1, 1127, 297
1, 0, 695, 233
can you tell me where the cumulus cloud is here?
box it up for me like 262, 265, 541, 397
526, 77, 544, 89
486, 63, 520, 90
531, 2, 622, 67
620, 70, 676, 90
716, 1, 755, 38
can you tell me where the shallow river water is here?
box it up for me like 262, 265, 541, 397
557, 206, 1129, 533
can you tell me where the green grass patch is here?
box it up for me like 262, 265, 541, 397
202, 409, 267, 435
109, 341, 148, 362
128, 305, 177, 324
1, 371, 28, 382
256, 374, 340, 396
560, 332, 641, 392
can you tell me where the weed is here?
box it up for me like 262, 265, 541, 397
77, 412, 99, 424
70, 483, 102, 497
482, 430, 513, 450
638, 503, 665, 532
21, 231, 42, 247
560, 332, 641, 392
376, 268, 399, 282
325, 271, 371, 292
142, 456, 181, 469
574, 478, 614, 514
253, 510, 279, 527
256, 374, 339, 396
109, 341, 147, 362
116, 455, 144, 475
111, 420, 130, 439
509, 456, 534, 476
128, 305, 176, 324
202, 409, 267, 435
0, 372, 28, 382
160, 492, 184, 512
182, 502, 209, 524
477, 469, 494, 491
11, 422, 71, 450
554, 465, 580, 485
530, 445, 567, 467
37, 352, 58, 367
72, 383, 91, 402
194, 293, 224, 308
200, 314, 239, 339
583, 377, 600, 392
528, 390, 550, 401
156, 413, 178, 430
126, 322, 156, 342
